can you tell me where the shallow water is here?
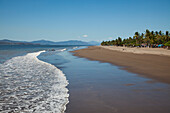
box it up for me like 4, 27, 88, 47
47, 49, 170, 113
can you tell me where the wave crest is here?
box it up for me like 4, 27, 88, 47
0, 51, 69, 113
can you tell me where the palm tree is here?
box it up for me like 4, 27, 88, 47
145, 29, 151, 46
100, 30, 170, 47
139, 33, 144, 44
134, 32, 140, 45
165, 31, 169, 42
159, 30, 162, 36
158, 30, 164, 44
150, 31, 156, 45
128, 37, 133, 46
123, 39, 126, 45
155, 31, 158, 35
155, 31, 159, 44
101, 41, 106, 45
117, 37, 122, 46
111, 40, 115, 45
115, 39, 118, 46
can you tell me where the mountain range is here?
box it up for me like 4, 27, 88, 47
0, 39, 100, 45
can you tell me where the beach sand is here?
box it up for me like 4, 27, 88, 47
72, 46, 170, 84
102, 46, 170, 56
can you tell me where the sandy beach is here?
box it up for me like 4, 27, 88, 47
102, 46, 170, 56
72, 46, 170, 84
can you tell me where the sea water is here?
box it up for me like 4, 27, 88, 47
0, 45, 81, 113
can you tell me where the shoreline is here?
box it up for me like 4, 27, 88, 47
72, 46, 170, 84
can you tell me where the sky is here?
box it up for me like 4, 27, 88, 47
0, 0, 170, 42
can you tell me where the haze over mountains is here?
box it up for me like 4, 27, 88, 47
0, 39, 100, 45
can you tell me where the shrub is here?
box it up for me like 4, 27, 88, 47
165, 41, 170, 46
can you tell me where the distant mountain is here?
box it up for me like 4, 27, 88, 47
0, 39, 38, 45
54, 40, 90, 45
0, 39, 100, 45
31, 40, 56, 45
31, 40, 98, 45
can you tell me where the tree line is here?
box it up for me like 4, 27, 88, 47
101, 29, 170, 47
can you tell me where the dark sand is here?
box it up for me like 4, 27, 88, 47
72, 46, 170, 84
54, 48, 170, 113
65, 48, 170, 113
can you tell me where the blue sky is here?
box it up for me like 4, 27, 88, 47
0, 0, 170, 42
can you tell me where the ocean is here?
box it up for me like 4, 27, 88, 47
0, 45, 84, 113
1, 45, 170, 113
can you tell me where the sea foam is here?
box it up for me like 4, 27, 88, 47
0, 51, 69, 113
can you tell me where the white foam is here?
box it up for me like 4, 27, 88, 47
58, 48, 67, 52
72, 47, 78, 49
0, 51, 69, 113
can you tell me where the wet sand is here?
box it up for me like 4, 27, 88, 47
72, 46, 170, 84
60, 49, 170, 113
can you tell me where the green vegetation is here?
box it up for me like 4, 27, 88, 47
165, 41, 170, 46
101, 30, 170, 47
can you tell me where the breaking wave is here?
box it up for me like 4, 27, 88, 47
60, 48, 67, 51
72, 47, 78, 49
0, 51, 69, 113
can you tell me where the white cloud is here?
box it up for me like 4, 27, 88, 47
82, 35, 88, 38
